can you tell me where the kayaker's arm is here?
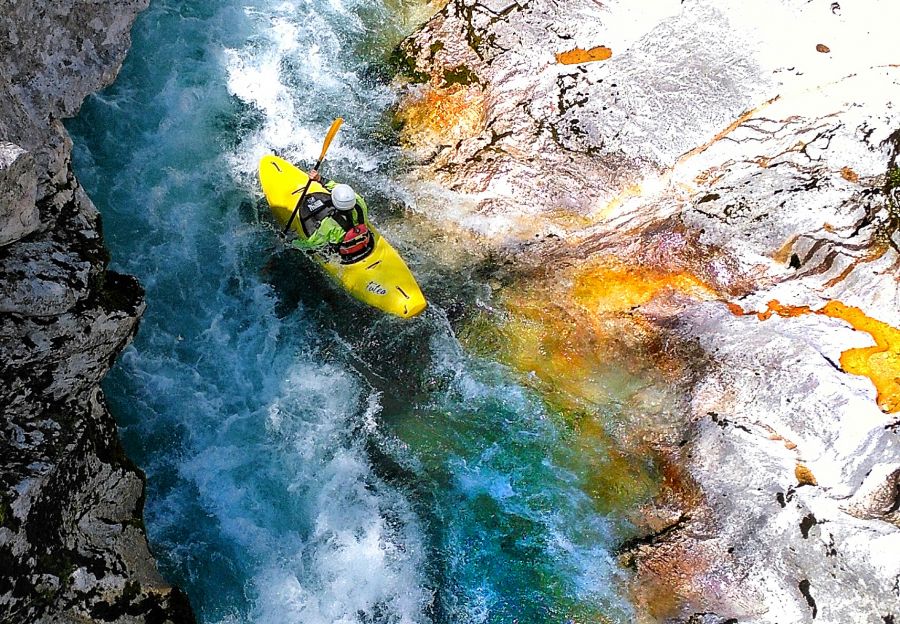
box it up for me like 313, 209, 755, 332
321, 179, 342, 194
291, 217, 346, 251
354, 193, 369, 224
310, 169, 332, 187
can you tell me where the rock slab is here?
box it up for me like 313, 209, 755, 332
0, 1, 195, 622
398, 0, 900, 621
0, 142, 38, 246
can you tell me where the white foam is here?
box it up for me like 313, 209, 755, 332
223, 0, 395, 187
249, 363, 430, 623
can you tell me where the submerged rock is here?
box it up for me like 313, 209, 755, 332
399, 0, 900, 621
0, 1, 194, 622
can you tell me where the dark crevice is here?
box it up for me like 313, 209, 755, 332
799, 579, 818, 619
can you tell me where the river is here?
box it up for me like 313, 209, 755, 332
68, 0, 647, 621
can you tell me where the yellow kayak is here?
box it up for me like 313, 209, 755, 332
259, 155, 427, 318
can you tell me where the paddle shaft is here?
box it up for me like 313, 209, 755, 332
282, 156, 322, 235
282, 118, 343, 236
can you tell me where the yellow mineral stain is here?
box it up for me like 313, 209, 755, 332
795, 463, 818, 486
591, 175, 675, 221
395, 83, 485, 148
556, 45, 613, 65
820, 301, 900, 413
728, 299, 900, 413
593, 182, 643, 220
572, 263, 717, 316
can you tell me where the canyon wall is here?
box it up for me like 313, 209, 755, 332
0, 1, 193, 621
397, 0, 900, 621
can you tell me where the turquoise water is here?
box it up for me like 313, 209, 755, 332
69, 1, 638, 622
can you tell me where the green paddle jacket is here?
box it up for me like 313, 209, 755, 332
291, 180, 369, 251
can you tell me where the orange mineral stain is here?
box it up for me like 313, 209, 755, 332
679, 97, 780, 163
755, 300, 814, 321
395, 84, 485, 148
728, 299, 900, 413
795, 463, 818, 486
841, 167, 859, 183
820, 301, 900, 413
556, 45, 613, 65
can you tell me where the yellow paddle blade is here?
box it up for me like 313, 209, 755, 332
319, 117, 343, 162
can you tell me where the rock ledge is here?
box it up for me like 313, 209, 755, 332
398, 0, 900, 621
0, 1, 194, 622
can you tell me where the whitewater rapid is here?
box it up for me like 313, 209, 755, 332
69, 0, 636, 622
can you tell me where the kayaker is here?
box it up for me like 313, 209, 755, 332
291, 169, 370, 253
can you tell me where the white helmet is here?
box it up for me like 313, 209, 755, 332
331, 184, 356, 211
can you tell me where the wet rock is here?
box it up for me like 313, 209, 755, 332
0, 0, 150, 193
0, 142, 38, 246
0, 0, 194, 622
401, 0, 900, 621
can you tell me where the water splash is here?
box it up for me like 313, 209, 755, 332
71, 1, 431, 621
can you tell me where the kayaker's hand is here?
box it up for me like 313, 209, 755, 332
309, 169, 321, 182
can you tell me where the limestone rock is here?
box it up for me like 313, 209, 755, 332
665, 302, 900, 623
0, 142, 38, 246
0, 0, 193, 622
401, 0, 900, 621
0, 0, 150, 192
